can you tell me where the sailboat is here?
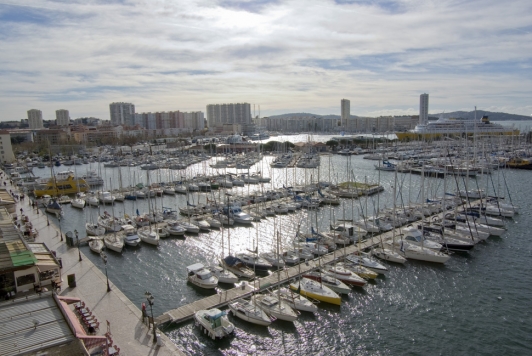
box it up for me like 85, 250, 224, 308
289, 277, 341, 306
278, 287, 318, 313
303, 271, 351, 295
71, 156, 86, 209
209, 221, 238, 284
103, 232, 124, 253
228, 298, 273, 326
250, 294, 298, 322
372, 169, 407, 264
138, 170, 161, 246
88, 237, 104, 253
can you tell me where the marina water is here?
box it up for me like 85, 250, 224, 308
37, 135, 532, 355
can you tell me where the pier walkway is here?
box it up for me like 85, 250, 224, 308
4, 178, 185, 355
157, 228, 408, 325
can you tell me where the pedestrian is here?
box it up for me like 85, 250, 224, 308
20, 208, 23, 214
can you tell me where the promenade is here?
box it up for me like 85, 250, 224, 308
5, 177, 184, 356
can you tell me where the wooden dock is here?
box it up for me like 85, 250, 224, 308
155, 232, 393, 326
154, 197, 484, 326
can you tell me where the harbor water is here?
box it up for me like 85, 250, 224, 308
33, 135, 532, 355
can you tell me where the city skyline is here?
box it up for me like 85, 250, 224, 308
1, 0, 531, 122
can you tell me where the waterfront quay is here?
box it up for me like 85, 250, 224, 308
1, 176, 184, 356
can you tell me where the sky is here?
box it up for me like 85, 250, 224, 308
1, 0, 531, 122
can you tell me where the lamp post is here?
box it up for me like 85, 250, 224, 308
144, 291, 157, 343
100, 251, 111, 292
75, 229, 82, 261
58, 214, 63, 241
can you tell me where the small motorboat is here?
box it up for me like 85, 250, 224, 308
194, 308, 234, 340
187, 263, 218, 289
122, 224, 140, 247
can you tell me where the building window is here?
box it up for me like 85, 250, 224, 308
16, 273, 36, 286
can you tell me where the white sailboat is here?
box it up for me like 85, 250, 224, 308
250, 294, 298, 322
228, 298, 273, 326
278, 287, 318, 313
138, 226, 160, 246
103, 233, 124, 253
88, 238, 104, 254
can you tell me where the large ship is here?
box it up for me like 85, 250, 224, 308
33, 171, 89, 197
395, 115, 518, 141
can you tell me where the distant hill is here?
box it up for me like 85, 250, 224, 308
267, 111, 530, 121
432, 110, 531, 121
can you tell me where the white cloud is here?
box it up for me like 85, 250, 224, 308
0, 0, 531, 121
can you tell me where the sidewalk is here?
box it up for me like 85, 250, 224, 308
7, 178, 184, 356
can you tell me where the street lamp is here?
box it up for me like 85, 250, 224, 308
100, 251, 111, 292
144, 291, 157, 343
57, 214, 63, 241
75, 229, 82, 261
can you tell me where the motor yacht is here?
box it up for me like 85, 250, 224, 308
187, 263, 218, 289
123, 225, 141, 247
194, 309, 234, 340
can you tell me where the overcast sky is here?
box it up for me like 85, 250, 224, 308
1, 0, 531, 121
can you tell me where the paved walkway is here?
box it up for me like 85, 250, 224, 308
5, 177, 184, 356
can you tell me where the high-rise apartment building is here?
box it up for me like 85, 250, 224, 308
109, 102, 135, 126
206, 103, 251, 127
341, 99, 350, 127
27, 109, 44, 130
419, 93, 429, 125
55, 109, 70, 126
0, 130, 15, 163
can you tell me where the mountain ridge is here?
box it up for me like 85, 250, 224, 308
265, 111, 531, 121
